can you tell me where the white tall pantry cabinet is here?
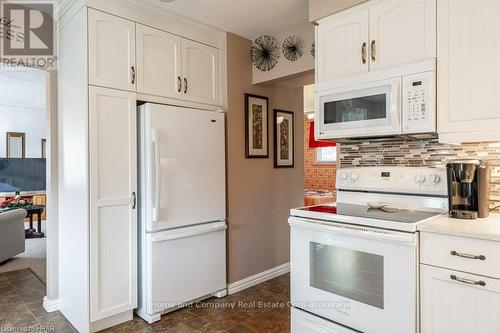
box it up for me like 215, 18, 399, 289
57, 1, 226, 332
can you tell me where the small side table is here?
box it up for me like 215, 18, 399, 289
24, 206, 45, 239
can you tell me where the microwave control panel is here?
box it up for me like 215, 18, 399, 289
403, 71, 435, 134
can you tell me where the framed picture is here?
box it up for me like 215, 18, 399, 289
245, 93, 269, 158
273, 109, 294, 168
6, 132, 25, 158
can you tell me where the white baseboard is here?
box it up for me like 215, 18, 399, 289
228, 262, 289, 295
43, 296, 60, 313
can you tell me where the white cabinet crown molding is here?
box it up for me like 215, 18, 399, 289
58, 0, 226, 49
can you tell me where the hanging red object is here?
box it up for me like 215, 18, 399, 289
308, 121, 336, 148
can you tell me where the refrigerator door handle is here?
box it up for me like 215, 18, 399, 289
152, 128, 161, 222
151, 224, 227, 243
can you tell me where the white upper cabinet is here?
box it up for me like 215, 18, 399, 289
89, 12, 221, 106
181, 39, 220, 106
316, 9, 369, 82
136, 24, 182, 99
316, 0, 436, 82
437, 0, 500, 143
369, 0, 436, 71
88, 9, 136, 91
89, 86, 137, 322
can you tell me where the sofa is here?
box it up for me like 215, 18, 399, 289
0, 209, 26, 263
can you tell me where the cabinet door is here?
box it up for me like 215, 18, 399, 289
89, 86, 137, 322
181, 39, 220, 105
369, 0, 436, 70
421, 264, 500, 333
316, 9, 369, 82
32, 195, 46, 220
136, 24, 182, 99
88, 9, 136, 91
437, 0, 500, 140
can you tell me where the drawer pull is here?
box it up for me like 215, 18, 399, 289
450, 274, 486, 286
450, 250, 486, 261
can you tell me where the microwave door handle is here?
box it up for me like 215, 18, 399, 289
394, 79, 402, 131
152, 129, 161, 222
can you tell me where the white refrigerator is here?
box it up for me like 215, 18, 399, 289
136, 103, 227, 324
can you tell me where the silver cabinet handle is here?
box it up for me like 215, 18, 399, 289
132, 191, 136, 209
184, 78, 188, 94
131, 66, 136, 84
450, 250, 486, 261
370, 40, 376, 62
177, 76, 182, 93
450, 274, 486, 286
361, 42, 367, 64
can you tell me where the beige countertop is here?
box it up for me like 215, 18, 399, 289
418, 213, 500, 241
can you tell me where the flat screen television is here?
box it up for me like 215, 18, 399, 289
0, 158, 46, 193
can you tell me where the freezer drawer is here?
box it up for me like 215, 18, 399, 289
146, 222, 227, 315
292, 308, 358, 333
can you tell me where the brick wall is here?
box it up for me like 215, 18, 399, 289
304, 116, 336, 190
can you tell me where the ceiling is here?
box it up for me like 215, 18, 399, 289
145, 0, 309, 40
0, 67, 46, 110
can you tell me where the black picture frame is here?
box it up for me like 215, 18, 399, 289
273, 109, 294, 168
245, 93, 269, 158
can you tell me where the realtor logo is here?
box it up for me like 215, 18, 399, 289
0, 1, 56, 68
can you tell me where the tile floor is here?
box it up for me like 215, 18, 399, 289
103, 273, 291, 333
0, 269, 75, 332
0, 269, 291, 333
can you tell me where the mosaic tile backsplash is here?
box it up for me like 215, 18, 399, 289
339, 136, 500, 210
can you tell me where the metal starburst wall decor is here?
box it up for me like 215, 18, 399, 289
282, 35, 304, 61
250, 35, 280, 71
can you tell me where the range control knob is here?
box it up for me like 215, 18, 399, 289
429, 175, 441, 184
415, 175, 426, 184
339, 172, 349, 181
350, 173, 359, 181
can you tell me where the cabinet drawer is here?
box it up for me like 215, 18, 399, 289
420, 232, 500, 278
292, 307, 357, 333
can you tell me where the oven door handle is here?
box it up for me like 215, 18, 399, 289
289, 217, 416, 245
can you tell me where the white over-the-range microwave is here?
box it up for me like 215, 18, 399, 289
315, 61, 436, 140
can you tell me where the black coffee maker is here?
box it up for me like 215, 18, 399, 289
446, 160, 490, 219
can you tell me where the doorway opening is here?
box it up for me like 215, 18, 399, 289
0, 65, 56, 305
303, 84, 337, 206
0, 66, 48, 280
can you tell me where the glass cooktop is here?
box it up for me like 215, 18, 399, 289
300, 203, 441, 224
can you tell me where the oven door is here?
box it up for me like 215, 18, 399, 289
315, 77, 402, 139
290, 217, 417, 333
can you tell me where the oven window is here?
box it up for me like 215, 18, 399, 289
324, 94, 386, 124
310, 242, 384, 309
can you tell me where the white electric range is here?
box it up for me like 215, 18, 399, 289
289, 166, 449, 333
